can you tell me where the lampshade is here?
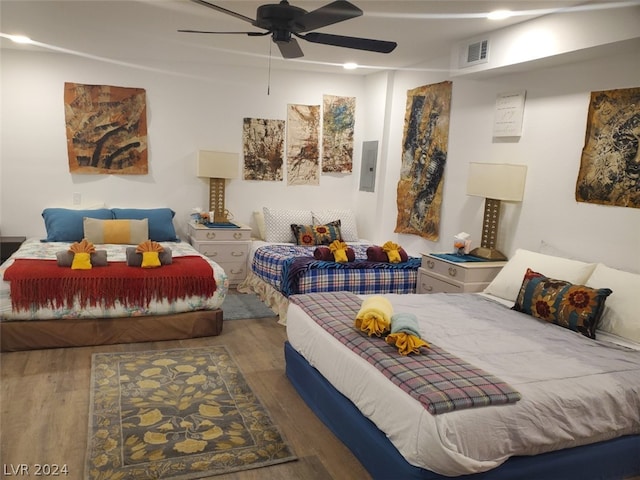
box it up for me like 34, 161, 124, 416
466, 162, 527, 201
197, 150, 239, 179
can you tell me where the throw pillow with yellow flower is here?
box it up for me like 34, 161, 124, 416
513, 268, 612, 338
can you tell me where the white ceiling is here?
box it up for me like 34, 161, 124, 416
0, 0, 636, 75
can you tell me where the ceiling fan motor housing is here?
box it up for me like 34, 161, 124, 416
256, 2, 308, 33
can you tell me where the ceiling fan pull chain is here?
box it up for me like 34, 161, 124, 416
267, 41, 272, 96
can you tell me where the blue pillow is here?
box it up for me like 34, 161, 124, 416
42, 208, 113, 242
110, 208, 179, 242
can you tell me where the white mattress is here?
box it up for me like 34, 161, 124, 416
0, 238, 228, 321
286, 292, 640, 476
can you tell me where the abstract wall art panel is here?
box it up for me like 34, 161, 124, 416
395, 81, 453, 240
576, 86, 640, 209
322, 94, 355, 174
242, 117, 285, 181
287, 104, 320, 186
64, 82, 148, 174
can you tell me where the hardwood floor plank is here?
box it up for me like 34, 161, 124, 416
0, 318, 371, 480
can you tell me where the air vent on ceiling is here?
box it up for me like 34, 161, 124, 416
462, 39, 489, 67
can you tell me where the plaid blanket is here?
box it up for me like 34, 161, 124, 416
289, 291, 521, 415
252, 244, 419, 297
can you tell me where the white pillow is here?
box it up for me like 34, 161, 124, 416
484, 248, 597, 302
253, 210, 266, 240
586, 264, 640, 343
263, 207, 312, 243
312, 209, 359, 242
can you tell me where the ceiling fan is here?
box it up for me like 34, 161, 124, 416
179, 0, 397, 59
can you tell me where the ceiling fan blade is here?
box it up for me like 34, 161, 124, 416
188, 0, 256, 26
293, 1, 362, 32
300, 32, 397, 54
178, 29, 269, 37
276, 37, 304, 59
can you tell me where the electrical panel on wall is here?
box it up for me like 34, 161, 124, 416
359, 141, 378, 192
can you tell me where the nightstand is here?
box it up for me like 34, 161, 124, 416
189, 223, 252, 286
417, 253, 506, 294
1, 236, 26, 264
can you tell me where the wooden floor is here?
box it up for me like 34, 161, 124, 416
0, 317, 371, 480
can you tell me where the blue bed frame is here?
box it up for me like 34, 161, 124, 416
284, 341, 640, 480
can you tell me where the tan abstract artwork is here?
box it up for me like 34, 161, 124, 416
242, 118, 285, 181
395, 81, 452, 240
64, 82, 148, 174
322, 95, 355, 173
576, 87, 640, 209
287, 104, 320, 185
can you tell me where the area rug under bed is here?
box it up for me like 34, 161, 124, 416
85, 346, 296, 479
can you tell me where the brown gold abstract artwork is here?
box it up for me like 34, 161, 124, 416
576, 87, 640, 209
395, 81, 452, 240
322, 95, 355, 174
64, 82, 148, 174
287, 104, 320, 186
242, 118, 285, 181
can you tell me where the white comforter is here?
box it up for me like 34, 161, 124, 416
286, 293, 640, 476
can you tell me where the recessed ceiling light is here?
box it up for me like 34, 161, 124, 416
487, 10, 512, 20
343, 62, 358, 70
8, 34, 33, 44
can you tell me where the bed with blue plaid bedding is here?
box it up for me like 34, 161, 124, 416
251, 244, 420, 297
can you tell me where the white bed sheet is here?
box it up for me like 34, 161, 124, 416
477, 292, 640, 351
286, 292, 640, 476
0, 238, 228, 321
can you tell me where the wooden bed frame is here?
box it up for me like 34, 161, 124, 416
0, 309, 223, 352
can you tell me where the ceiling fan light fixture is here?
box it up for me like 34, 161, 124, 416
487, 10, 513, 20
7, 34, 33, 44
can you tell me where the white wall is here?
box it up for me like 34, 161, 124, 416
450, 5, 640, 75
380, 49, 640, 272
0, 49, 366, 240
2, 33, 639, 273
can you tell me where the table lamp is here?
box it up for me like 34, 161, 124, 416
197, 150, 239, 224
466, 162, 527, 260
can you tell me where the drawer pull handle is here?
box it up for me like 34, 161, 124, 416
426, 260, 435, 269
204, 251, 217, 257
448, 267, 457, 277
230, 268, 244, 275
233, 232, 242, 240
422, 284, 433, 292
206, 232, 216, 240
231, 251, 245, 257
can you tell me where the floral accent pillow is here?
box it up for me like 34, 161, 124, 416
512, 268, 612, 339
290, 222, 342, 246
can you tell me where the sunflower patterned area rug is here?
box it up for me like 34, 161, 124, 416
85, 346, 296, 479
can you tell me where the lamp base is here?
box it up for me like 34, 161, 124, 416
469, 247, 508, 261
213, 213, 231, 223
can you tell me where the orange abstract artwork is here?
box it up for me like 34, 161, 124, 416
64, 82, 148, 174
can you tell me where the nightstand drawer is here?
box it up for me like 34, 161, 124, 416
421, 254, 505, 283
189, 223, 251, 242
417, 270, 461, 294
417, 253, 506, 294
217, 261, 247, 284
192, 241, 248, 260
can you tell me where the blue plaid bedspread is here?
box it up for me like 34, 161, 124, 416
252, 244, 420, 297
